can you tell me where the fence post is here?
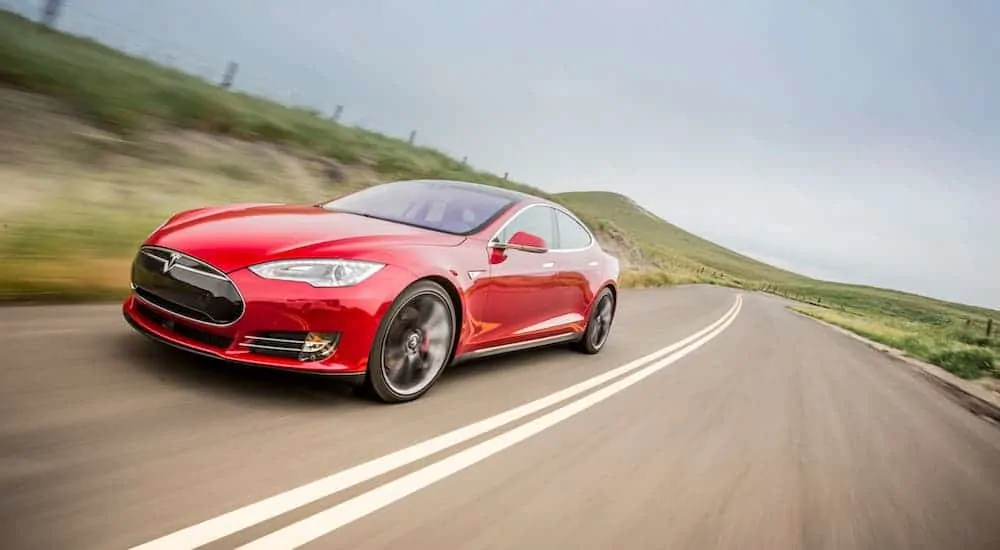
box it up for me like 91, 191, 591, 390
40, 0, 64, 27
408, 130, 417, 145
988, 319, 994, 338
220, 61, 238, 88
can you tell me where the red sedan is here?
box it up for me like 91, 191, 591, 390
122, 179, 620, 403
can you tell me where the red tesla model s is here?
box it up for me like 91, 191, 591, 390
122, 179, 620, 403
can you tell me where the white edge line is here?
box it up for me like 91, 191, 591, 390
129, 295, 743, 550
240, 295, 744, 549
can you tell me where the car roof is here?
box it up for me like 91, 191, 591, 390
394, 179, 541, 204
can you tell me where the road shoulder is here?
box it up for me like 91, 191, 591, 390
789, 307, 1000, 425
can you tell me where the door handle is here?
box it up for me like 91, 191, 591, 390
542, 262, 555, 268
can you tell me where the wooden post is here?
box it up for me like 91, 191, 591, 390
220, 61, 238, 89
408, 130, 417, 145
988, 319, 994, 338
40, 0, 64, 27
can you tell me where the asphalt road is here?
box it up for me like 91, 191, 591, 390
2, 285, 1000, 550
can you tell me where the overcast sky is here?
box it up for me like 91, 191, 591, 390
23, 0, 1000, 308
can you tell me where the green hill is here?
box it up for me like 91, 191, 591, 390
0, 9, 996, 380
554, 188, 999, 379
555, 191, 802, 283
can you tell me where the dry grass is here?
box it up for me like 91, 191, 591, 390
0, 85, 386, 303
0, 258, 132, 302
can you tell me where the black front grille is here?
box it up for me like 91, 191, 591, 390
131, 246, 244, 325
134, 301, 234, 349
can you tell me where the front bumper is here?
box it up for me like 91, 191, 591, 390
122, 265, 413, 377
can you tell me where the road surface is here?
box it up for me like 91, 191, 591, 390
2, 285, 1000, 549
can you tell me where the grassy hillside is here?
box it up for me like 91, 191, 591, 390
560, 191, 997, 317
0, 10, 540, 196
557, 191, 803, 284
0, 10, 996, 382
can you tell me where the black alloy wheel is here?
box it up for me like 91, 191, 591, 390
574, 287, 615, 354
365, 280, 456, 403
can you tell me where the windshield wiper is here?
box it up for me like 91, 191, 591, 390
328, 208, 384, 221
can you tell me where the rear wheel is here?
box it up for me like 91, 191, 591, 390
573, 287, 615, 354
365, 281, 456, 403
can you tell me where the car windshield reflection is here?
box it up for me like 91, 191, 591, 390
320, 180, 520, 235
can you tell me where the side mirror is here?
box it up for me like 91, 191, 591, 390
504, 231, 548, 253
488, 231, 548, 264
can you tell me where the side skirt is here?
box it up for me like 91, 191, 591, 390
452, 331, 582, 365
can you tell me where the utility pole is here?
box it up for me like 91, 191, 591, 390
40, 0, 64, 27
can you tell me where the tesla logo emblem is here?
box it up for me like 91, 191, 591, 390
163, 253, 181, 274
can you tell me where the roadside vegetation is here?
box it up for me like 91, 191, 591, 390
791, 304, 998, 381
0, 11, 996, 382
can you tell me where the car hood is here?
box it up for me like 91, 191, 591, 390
148, 203, 465, 272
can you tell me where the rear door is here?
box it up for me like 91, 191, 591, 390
552, 207, 601, 328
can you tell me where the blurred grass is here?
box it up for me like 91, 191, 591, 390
792, 305, 998, 380
0, 9, 997, 383
0, 10, 540, 195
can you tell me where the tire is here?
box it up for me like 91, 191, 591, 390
573, 287, 615, 355
364, 280, 457, 403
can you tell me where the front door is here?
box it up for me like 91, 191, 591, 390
479, 204, 563, 347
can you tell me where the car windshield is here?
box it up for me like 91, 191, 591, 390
319, 180, 519, 235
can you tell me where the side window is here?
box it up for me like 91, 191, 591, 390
555, 210, 593, 249
496, 206, 556, 248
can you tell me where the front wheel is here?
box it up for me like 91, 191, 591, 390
364, 280, 457, 404
573, 287, 615, 354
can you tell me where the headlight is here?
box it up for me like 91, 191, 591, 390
248, 259, 384, 287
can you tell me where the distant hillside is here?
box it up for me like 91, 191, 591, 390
556, 190, 997, 322
556, 191, 803, 284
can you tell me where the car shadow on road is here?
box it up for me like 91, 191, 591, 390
440, 345, 572, 383
118, 333, 575, 408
